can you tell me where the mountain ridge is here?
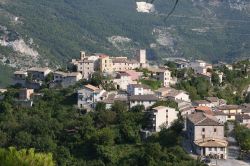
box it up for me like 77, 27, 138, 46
0, 0, 250, 86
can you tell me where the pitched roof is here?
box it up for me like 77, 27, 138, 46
155, 87, 169, 93
236, 114, 250, 121
84, 84, 100, 92
0, 89, 7, 93
54, 71, 67, 76
66, 72, 81, 77
28, 67, 51, 72
213, 111, 227, 116
129, 84, 151, 89
195, 106, 213, 115
193, 100, 210, 105
166, 89, 186, 97
129, 94, 159, 101
112, 58, 128, 63
152, 106, 168, 110
14, 71, 27, 75
205, 97, 219, 103
194, 138, 228, 147
187, 112, 223, 126
217, 105, 241, 110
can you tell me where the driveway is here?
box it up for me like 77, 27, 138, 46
227, 123, 240, 159
210, 159, 250, 166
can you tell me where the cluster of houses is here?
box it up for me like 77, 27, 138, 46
4, 50, 250, 160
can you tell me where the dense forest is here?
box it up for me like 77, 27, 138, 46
0, 86, 204, 165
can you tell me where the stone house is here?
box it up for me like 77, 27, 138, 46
186, 112, 228, 159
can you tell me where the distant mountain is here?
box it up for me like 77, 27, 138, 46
0, 0, 250, 86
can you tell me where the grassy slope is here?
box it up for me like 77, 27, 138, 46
0, 0, 250, 85
0, 0, 248, 62
0, 64, 12, 88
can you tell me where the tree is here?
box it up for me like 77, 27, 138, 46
95, 102, 106, 112
245, 93, 250, 103
90, 72, 103, 86
95, 110, 117, 128
151, 100, 178, 109
111, 101, 128, 113
130, 105, 145, 112
0, 147, 55, 166
211, 72, 220, 86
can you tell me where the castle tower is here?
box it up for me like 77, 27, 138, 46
80, 51, 86, 60
136, 49, 146, 66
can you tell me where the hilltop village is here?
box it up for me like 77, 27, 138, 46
1, 50, 250, 165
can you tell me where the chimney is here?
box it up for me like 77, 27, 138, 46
80, 51, 86, 60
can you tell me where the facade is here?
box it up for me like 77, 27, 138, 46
190, 60, 212, 75
127, 84, 153, 96
112, 72, 136, 90
19, 88, 34, 100
216, 105, 242, 120
149, 67, 173, 87
213, 111, 228, 124
70, 51, 98, 80
12, 71, 28, 86
236, 114, 250, 125
27, 67, 51, 81
148, 106, 178, 132
205, 97, 221, 107
136, 49, 147, 67
186, 113, 228, 159
101, 91, 128, 109
242, 103, 250, 116
99, 55, 113, 72
193, 100, 214, 108
53, 71, 82, 88
166, 89, 190, 102
124, 70, 143, 81
129, 94, 158, 109
77, 84, 106, 110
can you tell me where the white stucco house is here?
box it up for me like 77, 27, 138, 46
127, 84, 153, 96
113, 72, 136, 90
148, 106, 178, 132
129, 94, 159, 109
77, 84, 106, 110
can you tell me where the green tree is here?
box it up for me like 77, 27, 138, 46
211, 72, 220, 86
130, 105, 145, 112
95, 102, 106, 112
111, 101, 128, 113
0, 147, 55, 166
245, 93, 250, 103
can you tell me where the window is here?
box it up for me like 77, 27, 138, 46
202, 128, 205, 132
220, 147, 224, 151
214, 147, 217, 151
228, 115, 231, 118
209, 147, 212, 151
214, 128, 217, 132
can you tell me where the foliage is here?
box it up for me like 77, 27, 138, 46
130, 105, 145, 112
211, 72, 220, 86
245, 93, 250, 103
151, 100, 178, 109
176, 76, 211, 100
0, 147, 55, 166
111, 101, 128, 113
0, 86, 202, 165
235, 123, 250, 151
140, 79, 161, 90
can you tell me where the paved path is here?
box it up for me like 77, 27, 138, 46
227, 123, 240, 159
210, 159, 250, 166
